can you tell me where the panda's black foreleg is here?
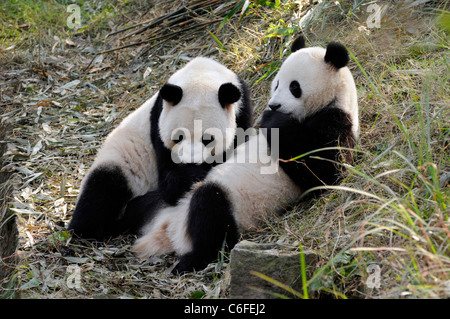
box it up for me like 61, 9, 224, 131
159, 163, 210, 205
173, 182, 239, 274
158, 167, 190, 205
68, 165, 133, 241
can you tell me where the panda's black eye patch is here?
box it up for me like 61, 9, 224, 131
201, 133, 215, 147
289, 80, 302, 98
172, 131, 185, 144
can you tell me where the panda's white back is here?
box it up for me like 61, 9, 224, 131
203, 133, 300, 230
85, 94, 159, 196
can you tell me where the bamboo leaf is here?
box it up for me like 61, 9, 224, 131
217, 0, 245, 32
207, 31, 226, 52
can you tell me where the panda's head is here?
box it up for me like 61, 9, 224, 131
158, 57, 242, 164
268, 36, 357, 127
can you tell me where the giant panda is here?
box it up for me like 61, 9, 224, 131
67, 57, 253, 241
132, 36, 359, 273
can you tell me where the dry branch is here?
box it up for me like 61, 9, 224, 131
86, 0, 231, 72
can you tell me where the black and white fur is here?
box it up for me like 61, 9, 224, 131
68, 57, 252, 240
133, 36, 359, 273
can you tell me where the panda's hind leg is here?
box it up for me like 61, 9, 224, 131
174, 182, 239, 274
68, 164, 133, 241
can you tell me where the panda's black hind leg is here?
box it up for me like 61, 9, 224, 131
173, 183, 239, 274
68, 165, 133, 241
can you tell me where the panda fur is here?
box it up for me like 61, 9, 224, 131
133, 36, 359, 273
68, 57, 253, 240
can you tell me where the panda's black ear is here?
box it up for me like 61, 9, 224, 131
324, 42, 349, 69
218, 83, 241, 108
160, 83, 183, 106
291, 35, 306, 53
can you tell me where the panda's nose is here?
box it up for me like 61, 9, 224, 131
269, 104, 281, 111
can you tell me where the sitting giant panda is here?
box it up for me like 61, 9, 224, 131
68, 57, 252, 240
133, 36, 359, 273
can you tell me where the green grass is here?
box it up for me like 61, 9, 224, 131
0, 0, 141, 51
305, 13, 449, 297
0, 0, 64, 49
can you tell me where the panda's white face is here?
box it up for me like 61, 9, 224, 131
158, 57, 241, 164
268, 47, 342, 121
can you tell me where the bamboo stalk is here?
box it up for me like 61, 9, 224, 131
114, 19, 223, 54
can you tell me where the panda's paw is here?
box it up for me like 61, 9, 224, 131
160, 170, 189, 205
172, 253, 207, 274
68, 224, 105, 242
172, 261, 193, 275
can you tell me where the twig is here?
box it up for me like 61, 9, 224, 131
105, 0, 188, 38
136, 25, 208, 60
119, 5, 188, 40
107, 19, 221, 54
105, 18, 153, 38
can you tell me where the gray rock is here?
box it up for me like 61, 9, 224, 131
230, 240, 317, 299
440, 171, 450, 188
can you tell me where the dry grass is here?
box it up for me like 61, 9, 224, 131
0, 0, 449, 299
